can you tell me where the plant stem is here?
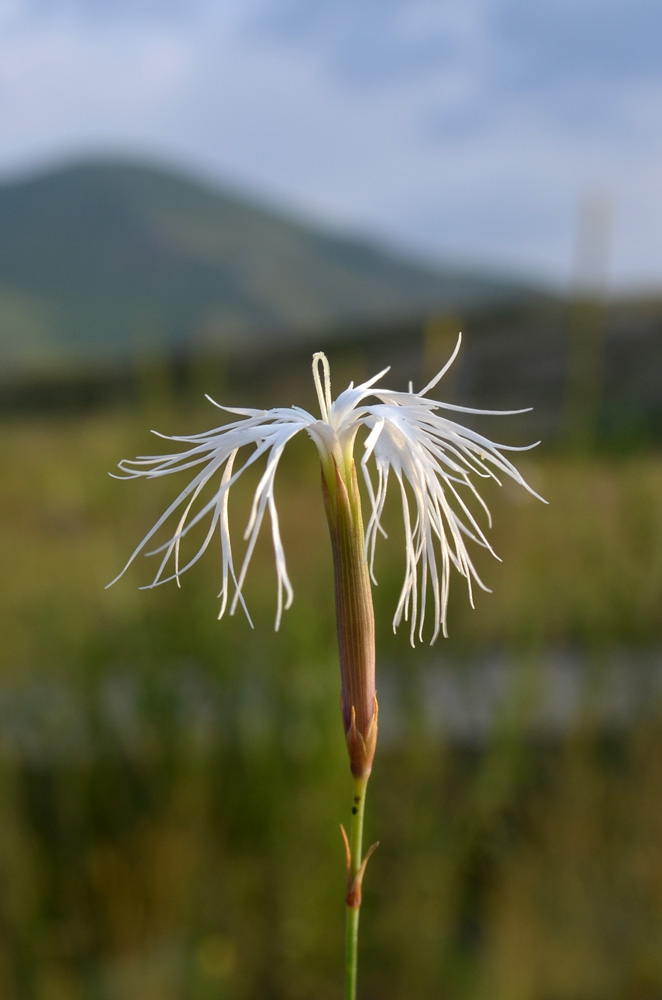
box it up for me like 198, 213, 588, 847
344, 773, 371, 1000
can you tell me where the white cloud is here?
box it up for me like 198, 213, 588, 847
0, 0, 660, 291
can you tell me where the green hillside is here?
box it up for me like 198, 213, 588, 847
0, 159, 542, 375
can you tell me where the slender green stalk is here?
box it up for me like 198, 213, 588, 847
343, 774, 377, 1000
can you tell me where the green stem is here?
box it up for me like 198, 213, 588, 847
345, 774, 370, 1000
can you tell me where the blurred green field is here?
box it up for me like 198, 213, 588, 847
1, 380, 662, 999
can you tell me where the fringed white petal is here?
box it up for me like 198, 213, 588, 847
107, 411, 314, 627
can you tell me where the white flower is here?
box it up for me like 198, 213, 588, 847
108, 334, 543, 642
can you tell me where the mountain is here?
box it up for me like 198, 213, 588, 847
0, 159, 543, 375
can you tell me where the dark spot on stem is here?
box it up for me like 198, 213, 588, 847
352, 806, 358, 815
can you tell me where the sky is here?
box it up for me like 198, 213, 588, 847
1, 0, 661, 292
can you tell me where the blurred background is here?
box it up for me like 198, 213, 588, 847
1, 2, 662, 998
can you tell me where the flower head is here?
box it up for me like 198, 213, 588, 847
109, 334, 543, 644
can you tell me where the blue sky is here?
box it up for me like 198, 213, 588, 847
1, 0, 661, 290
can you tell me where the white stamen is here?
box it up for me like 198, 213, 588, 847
312, 352, 333, 423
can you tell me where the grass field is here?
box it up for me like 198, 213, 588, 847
1, 383, 661, 999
